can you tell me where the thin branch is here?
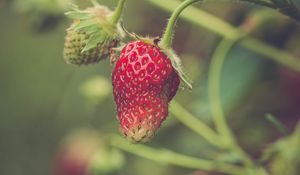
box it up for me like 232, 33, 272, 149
169, 101, 223, 148
109, 135, 249, 175
146, 0, 300, 73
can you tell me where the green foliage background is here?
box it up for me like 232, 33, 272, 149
0, 0, 299, 175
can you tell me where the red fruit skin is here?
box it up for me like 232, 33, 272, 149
112, 41, 180, 143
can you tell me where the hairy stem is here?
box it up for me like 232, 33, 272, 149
160, 0, 201, 48
109, 135, 248, 175
109, 0, 126, 25
147, 0, 300, 73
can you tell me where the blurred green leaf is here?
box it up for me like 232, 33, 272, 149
13, 0, 70, 14
191, 46, 265, 121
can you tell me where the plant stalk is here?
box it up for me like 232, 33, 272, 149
147, 0, 300, 74
160, 0, 201, 48
170, 101, 223, 148
109, 135, 248, 175
109, 0, 126, 25
208, 36, 255, 167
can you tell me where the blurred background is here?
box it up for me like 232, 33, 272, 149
0, 0, 299, 175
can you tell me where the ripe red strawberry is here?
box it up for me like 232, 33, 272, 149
112, 40, 180, 143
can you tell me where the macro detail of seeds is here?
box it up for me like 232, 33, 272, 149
112, 41, 179, 143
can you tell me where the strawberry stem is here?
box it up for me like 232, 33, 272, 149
109, 0, 127, 25
170, 101, 223, 147
148, 0, 300, 74
208, 35, 255, 167
160, 0, 201, 49
109, 134, 249, 174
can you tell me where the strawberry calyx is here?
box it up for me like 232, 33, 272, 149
120, 25, 192, 89
160, 47, 192, 89
65, 2, 125, 53
157, 0, 200, 89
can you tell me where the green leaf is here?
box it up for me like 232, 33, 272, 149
190, 46, 265, 121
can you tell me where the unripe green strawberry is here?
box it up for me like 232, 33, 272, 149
64, 20, 119, 65
63, 2, 125, 66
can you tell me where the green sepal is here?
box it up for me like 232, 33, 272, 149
82, 31, 107, 52
163, 48, 193, 89
65, 4, 97, 19
79, 25, 100, 35
70, 20, 97, 31
65, 3, 119, 53
65, 10, 95, 20
121, 23, 192, 88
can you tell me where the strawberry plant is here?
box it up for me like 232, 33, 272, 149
60, 0, 300, 175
